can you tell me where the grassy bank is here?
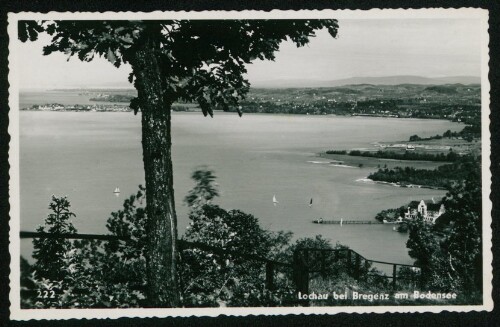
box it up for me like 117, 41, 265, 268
318, 153, 446, 170
326, 149, 462, 162
367, 156, 477, 189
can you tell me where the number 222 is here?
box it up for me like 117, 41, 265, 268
37, 290, 56, 299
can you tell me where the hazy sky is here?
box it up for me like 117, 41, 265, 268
17, 18, 482, 89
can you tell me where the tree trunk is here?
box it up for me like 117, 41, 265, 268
133, 39, 180, 307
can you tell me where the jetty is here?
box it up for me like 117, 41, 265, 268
313, 219, 394, 225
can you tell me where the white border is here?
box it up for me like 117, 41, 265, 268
8, 8, 493, 320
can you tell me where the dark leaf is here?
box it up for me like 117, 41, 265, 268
129, 97, 141, 115
18, 21, 44, 43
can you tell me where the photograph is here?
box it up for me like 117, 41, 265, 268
7, 8, 493, 320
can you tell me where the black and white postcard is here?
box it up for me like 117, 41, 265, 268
7, 8, 493, 320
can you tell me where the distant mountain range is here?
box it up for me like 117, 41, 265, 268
251, 75, 481, 88
33, 75, 480, 92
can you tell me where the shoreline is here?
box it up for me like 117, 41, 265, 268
317, 152, 448, 170
19, 107, 466, 123
356, 177, 446, 190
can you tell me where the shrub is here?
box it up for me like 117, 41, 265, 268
180, 204, 295, 306
32, 196, 76, 281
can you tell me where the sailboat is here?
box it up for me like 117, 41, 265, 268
273, 194, 279, 206
113, 187, 120, 197
340, 218, 343, 227
309, 198, 313, 207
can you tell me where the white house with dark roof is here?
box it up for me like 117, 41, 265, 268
404, 199, 445, 224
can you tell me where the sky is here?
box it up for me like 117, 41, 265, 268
17, 18, 482, 90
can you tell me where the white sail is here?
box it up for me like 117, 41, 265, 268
340, 218, 343, 227
273, 194, 278, 205
114, 187, 120, 193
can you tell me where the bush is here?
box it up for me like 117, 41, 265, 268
23, 192, 147, 308
32, 196, 77, 281
179, 204, 296, 306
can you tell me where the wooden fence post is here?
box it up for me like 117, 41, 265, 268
321, 250, 326, 279
304, 250, 310, 295
392, 264, 397, 290
347, 250, 352, 275
419, 268, 425, 289
266, 261, 275, 290
293, 250, 309, 305
355, 253, 361, 280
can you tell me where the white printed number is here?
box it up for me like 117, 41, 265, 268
37, 290, 56, 299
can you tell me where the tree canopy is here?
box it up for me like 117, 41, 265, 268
406, 156, 482, 297
184, 167, 219, 207
19, 20, 338, 116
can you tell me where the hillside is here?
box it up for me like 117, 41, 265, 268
251, 75, 480, 88
238, 83, 480, 123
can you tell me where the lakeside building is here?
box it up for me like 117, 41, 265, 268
24, 103, 131, 112
404, 199, 445, 224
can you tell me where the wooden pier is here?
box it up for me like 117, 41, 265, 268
313, 219, 394, 225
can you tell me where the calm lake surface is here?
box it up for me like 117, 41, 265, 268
19, 90, 132, 108
19, 109, 464, 266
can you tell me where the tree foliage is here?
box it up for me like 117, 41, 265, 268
406, 214, 440, 284
184, 167, 220, 207
24, 191, 148, 308
368, 155, 477, 189
180, 204, 295, 306
180, 168, 294, 306
436, 157, 482, 292
327, 149, 463, 162
374, 206, 406, 223
19, 19, 338, 117
32, 196, 77, 281
405, 156, 482, 297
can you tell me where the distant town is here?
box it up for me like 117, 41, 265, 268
23, 103, 131, 112
238, 84, 480, 125
22, 83, 481, 124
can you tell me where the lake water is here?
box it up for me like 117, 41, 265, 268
18, 108, 464, 266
